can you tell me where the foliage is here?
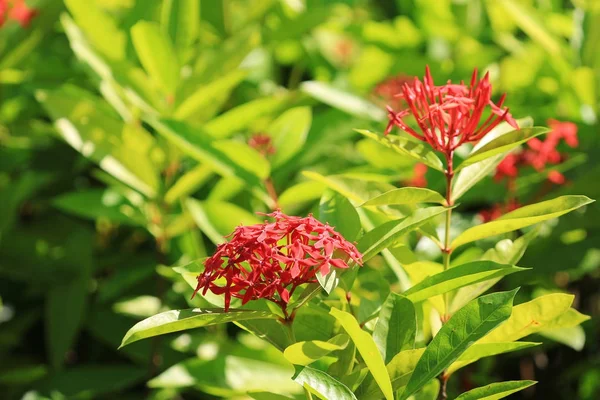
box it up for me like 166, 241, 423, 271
1, 1, 599, 400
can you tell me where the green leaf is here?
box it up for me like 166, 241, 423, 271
479, 293, 579, 343
174, 70, 247, 121
53, 189, 145, 226
301, 81, 385, 122
268, 107, 312, 168
451, 196, 594, 249
284, 334, 350, 366
539, 325, 586, 351
451, 230, 537, 313
452, 118, 533, 200
400, 289, 518, 400
161, 0, 200, 55
404, 261, 527, 303
205, 96, 289, 139
330, 308, 394, 400
356, 348, 424, 399
120, 308, 278, 348
294, 366, 358, 400
148, 118, 272, 204
131, 21, 179, 96
447, 342, 540, 375
357, 207, 448, 262
455, 380, 537, 400
456, 127, 549, 171
373, 294, 416, 364
164, 164, 213, 205
361, 188, 445, 207
37, 86, 159, 198
319, 190, 362, 241
64, 0, 126, 61
356, 130, 444, 172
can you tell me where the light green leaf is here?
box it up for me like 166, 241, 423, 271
404, 261, 527, 304
455, 380, 537, 400
361, 188, 445, 207
357, 207, 447, 262
294, 366, 358, 400
539, 325, 586, 351
301, 81, 385, 122
205, 96, 289, 139
164, 164, 213, 205
373, 294, 416, 364
131, 21, 179, 96
53, 189, 145, 226
120, 308, 278, 348
64, 0, 126, 61
451, 230, 537, 312
174, 70, 247, 121
479, 293, 578, 343
456, 127, 549, 171
148, 118, 271, 204
284, 334, 350, 366
279, 181, 327, 212
302, 171, 396, 206
356, 348, 424, 400
452, 118, 533, 200
330, 308, 394, 400
356, 130, 444, 172
268, 107, 312, 168
37, 86, 159, 198
451, 196, 594, 249
447, 342, 540, 375
400, 289, 518, 400
161, 0, 200, 55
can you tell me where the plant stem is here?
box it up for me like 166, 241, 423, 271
438, 374, 449, 400
442, 152, 454, 321
265, 177, 279, 210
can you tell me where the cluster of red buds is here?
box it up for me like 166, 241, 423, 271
481, 119, 579, 222
385, 66, 518, 156
495, 119, 578, 185
0, 0, 37, 28
407, 163, 428, 188
192, 210, 363, 313
248, 133, 276, 157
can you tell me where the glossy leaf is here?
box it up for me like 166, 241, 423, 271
301, 81, 385, 121
131, 21, 179, 95
451, 196, 594, 249
452, 118, 533, 200
400, 290, 518, 400
120, 308, 278, 348
294, 366, 358, 400
404, 261, 527, 303
447, 342, 540, 375
539, 325, 586, 351
373, 294, 416, 364
330, 308, 394, 400
455, 380, 536, 400
356, 130, 445, 172
174, 70, 247, 121
356, 348, 424, 399
479, 293, 583, 343
357, 207, 447, 262
284, 334, 350, 366
269, 107, 312, 168
361, 188, 445, 207
456, 127, 549, 171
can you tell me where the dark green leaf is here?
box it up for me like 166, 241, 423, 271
455, 380, 537, 400
373, 294, 416, 364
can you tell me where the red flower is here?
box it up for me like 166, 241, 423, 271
0, 0, 37, 28
548, 119, 578, 148
385, 66, 518, 154
192, 210, 363, 312
494, 153, 519, 182
407, 163, 428, 188
479, 199, 521, 222
373, 74, 413, 109
248, 133, 275, 156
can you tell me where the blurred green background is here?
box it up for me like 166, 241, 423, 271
1, 0, 599, 399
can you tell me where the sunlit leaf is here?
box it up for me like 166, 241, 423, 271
455, 380, 536, 400
361, 188, 445, 207
447, 342, 540, 375
295, 366, 358, 400
284, 334, 350, 366
373, 294, 416, 364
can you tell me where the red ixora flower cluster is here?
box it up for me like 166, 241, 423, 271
373, 74, 413, 110
248, 133, 275, 156
0, 0, 37, 28
494, 119, 578, 185
192, 210, 363, 312
385, 66, 518, 155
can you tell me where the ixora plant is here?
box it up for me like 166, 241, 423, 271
120, 67, 593, 400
